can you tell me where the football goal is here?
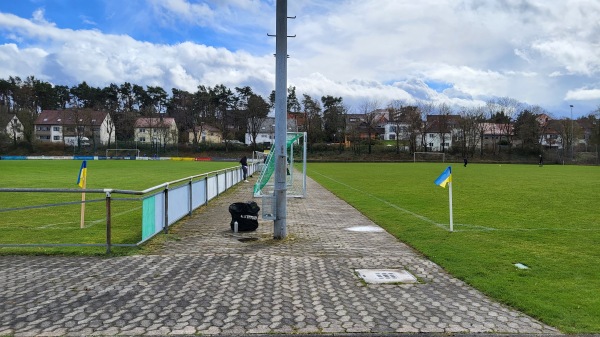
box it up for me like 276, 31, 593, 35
413, 152, 445, 162
253, 132, 307, 199
106, 148, 140, 158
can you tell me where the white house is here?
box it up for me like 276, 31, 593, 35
34, 109, 115, 146
3, 114, 24, 143
134, 117, 178, 146
245, 117, 298, 146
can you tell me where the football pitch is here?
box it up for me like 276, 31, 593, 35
308, 162, 599, 333
0, 160, 236, 254
1, 159, 598, 332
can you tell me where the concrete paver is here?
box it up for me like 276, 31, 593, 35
0, 176, 561, 336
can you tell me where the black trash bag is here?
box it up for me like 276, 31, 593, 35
229, 201, 260, 231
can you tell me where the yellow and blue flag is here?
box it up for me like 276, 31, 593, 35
76, 160, 87, 188
434, 166, 452, 188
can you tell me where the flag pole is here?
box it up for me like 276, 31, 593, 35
448, 181, 453, 232
80, 176, 86, 229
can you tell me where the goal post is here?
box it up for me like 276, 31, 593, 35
106, 148, 140, 158
413, 152, 445, 163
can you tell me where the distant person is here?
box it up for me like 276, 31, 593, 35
463, 157, 468, 167
539, 154, 543, 167
240, 155, 248, 182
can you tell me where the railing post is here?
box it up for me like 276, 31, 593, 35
188, 178, 193, 217
204, 176, 209, 206
163, 185, 169, 234
105, 190, 112, 254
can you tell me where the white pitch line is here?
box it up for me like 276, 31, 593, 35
311, 170, 496, 232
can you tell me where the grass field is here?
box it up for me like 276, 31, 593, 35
0, 160, 237, 255
307, 162, 599, 333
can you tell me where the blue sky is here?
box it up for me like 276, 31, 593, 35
1, 0, 599, 119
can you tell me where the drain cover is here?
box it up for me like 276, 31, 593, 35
355, 269, 418, 284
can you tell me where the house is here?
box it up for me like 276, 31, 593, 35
479, 122, 513, 150
34, 109, 115, 146
134, 117, 178, 145
245, 117, 298, 146
3, 114, 24, 143
188, 124, 221, 144
424, 115, 461, 151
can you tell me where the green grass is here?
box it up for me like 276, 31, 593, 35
307, 162, 600, 333
0, 160, 236, 255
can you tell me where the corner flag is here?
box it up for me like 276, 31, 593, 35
76, 160, 87, 228
434, 166, 452, 188
434, 166, 454, 232
77, 160, 87, 188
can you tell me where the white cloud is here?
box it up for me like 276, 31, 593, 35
1, 1, 600, 116
565, 88, 600, 101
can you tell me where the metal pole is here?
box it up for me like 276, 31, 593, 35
105, 191, 112, 254
570, 104, 574, 161
273, 0, 288, 239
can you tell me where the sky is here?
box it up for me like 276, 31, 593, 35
0, 0, 599, 119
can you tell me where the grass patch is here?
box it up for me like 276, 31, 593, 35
0, 159, 236, 255
308, 162, 600, 333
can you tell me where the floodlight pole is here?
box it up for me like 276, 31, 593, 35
273, 0, 288, 239
570, 104, 574, 161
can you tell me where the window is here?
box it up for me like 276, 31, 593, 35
429, 142, 434, 147
139, 128, 146, 133
139, 137, 146, 142
53, 126, 60, 131
53, 136, 61, 140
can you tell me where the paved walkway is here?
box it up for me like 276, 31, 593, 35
0, 176, 561, 336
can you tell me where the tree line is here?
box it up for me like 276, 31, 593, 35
1, 75, 599, 160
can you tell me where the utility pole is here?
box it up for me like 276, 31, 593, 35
273, 0, 290, 239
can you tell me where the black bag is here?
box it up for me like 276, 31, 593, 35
229, 201, 260, 231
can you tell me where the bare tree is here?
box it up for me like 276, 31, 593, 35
357, 100, 380, 154
457, 106, 485, 158
416, 100, 435, 151
387, 100, 406, 154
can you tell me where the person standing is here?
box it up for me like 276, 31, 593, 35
240, 155, 249, 182
539, 154, 543, 167
463, 157, 468, 167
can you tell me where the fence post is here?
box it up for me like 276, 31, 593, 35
163, 185, 169, 234
204, 176, 209, 206
105, 190, 112, 254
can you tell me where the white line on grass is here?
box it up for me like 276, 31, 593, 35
28, 206, 143, 230
311, 170, 496, 232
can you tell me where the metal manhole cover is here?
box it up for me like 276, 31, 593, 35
355, 269, 418, 284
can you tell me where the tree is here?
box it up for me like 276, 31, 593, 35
436, 103, 453, 153
246, 94, 270, 149
321, 95, 346, 145
415, 100, 434, 151
357, 100, 380, 154
456, 106, 484, 158
168, 88, 194, 144
301, 94, 323, 149
211, 84, 236, 150
514, 108, 542, 151
192, 85, 215, 145
588, 107, 600, 161
486, 97, 523, 153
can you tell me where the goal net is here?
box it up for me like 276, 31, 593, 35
254, 132, 307, 199
106, 148, 140, 158
413, 152, 445, 162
